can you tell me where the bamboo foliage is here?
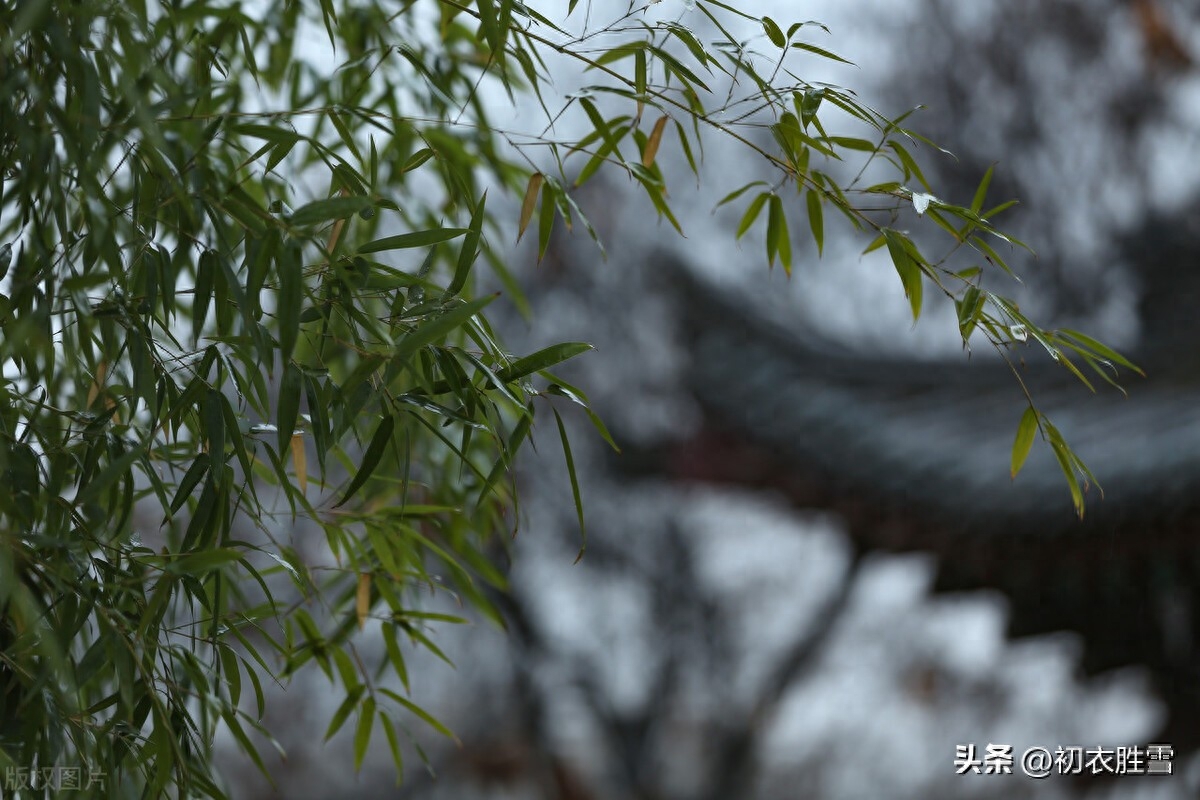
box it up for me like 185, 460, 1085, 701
0, 0, 1135, 794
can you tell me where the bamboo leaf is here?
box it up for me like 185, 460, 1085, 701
393, 294, 497, 363
194, 250, 217, 344
538, 180, 557, 261
642, 115, 669, 168
1011, 407, 1038, 479
277, 363, 303, 457
358, 228, 469, 254
971, 164, 995, 214
1058, 328, 1144, 375
888, 141, 931, 192
806, 188, 824, 256
325, 687, 366, 742
767, 194, 791, 273
517, 173, 543, 242
1050, 440, 1085, 518
380, 689, 459, 743
553, 409, 587, 563
790, 40, 854, 65
168, 548, 244, 575
335, 413, 395, 508
170, 454, 210, 515
356, 572, 371, 631
737, 192, 769, 240
354, 697, 375, 772
762, 16, 787, 48
445, 191, 486, 299
291, 434, 307, 495
289, 196, 375, 227
635, 48, 646, 119
277, 240, 303, 363
401, 148, 435, 173
496, 342, 594, 382
716, 181, 768, 209
883, 228, 923, 321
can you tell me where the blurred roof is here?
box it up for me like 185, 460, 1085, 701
664, 249, 1200, 536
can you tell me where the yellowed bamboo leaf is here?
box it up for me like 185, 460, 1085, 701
87, 361, 107, 408
356, 572, 371, 630
517, 172, 543, 242
291, 433, 307, 495
642, 115, 669, 168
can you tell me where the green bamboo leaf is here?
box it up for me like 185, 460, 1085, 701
380, 688, 458, 743
170, 454, 210, 515
1050, 439, 1085, 518
554, 409, 587, 563
475, 406, 533, 510
578, 98, 624, 163
231, 124, 300, 145
382, 624, 411, 694
220, 646, 242, 708
765, 207, 780, 269
790, 40, 854, 65
354, 697, 376, 772
663, 22, 712, 69
799, 89, 824, 129
825, 135, 877, 152
223, 709, 272, 781
883, 228, 923, 321
767, 194, 790, 273
648, 45, 711, 92
971, 164, 995, 214
888, 141, 931, 192
204, 388, 226, 468
1011, 407, 1038, 479
445, 191, 486, 299
806, 188, 824, 256
716, 181, 768, 209
537, 180, 557, 261
277, 240, 303, 363
675, 120, 699, 177
325, 686, 366, 742
289, 196, 375, 227
335, 413, 395, 508
591, 41, 643, 67
477, 0, 503, 54
305, 373, 331, 475
75, 445, 144, 507
1058, 328, 1144, 375
737, 192, 769, 240
762, 16, 786, 48
545, 382, 619, 453
327, 110, 364, 164
981, 199, 1019, 220
358, 228, 469, 254
393, 294, 496, 363
400, 147, 435, 173
575, 123, 631, 187
496, 342, 594, 382
168, 548, 244, 575
277, 363, 303, 457
957, 285, 984, 340
194, 249, 217, 344
635, 48, 647, 115
380, 713, 405, 783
